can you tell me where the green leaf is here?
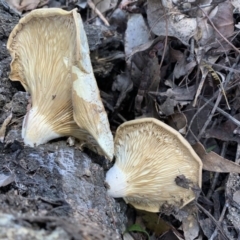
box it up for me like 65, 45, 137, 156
206, 145, 216, 153
124, 224, 150, 240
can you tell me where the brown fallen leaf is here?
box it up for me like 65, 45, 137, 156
192, 142, 240, 173
0, 113, 12, 143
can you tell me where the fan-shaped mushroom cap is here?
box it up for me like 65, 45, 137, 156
105, 118, 202, 212
7, 8, 113, 160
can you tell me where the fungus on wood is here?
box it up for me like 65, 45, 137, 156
105, 118, 202, 212
7, 8, 114, 160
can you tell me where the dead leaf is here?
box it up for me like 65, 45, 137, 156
199, 218, 214, 239
169, 40, 185, 62
233, 190, 240, 205
192, 142, 240, 173
196, 2, 234, 50
173, 56, 196, 79
109, 8, 127, 33
0, 173, 15, 187
125, 13, 152, 64
167, 112, 187, 134
211, 2, 234, 41
0, 113, 12, 143
182, 214, 200, 240
137, 210, 171, 237
112, 69, 133, 108
151, 83, 195, 116
147, 0, 197, 45
204, 113, 240, 143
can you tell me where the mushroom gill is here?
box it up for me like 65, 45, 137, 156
7, 8, 113, 160
105, 118, 202, 212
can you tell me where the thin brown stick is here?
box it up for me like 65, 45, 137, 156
197, 90, 222, 139
206, 142, 227, 199
199, 7, 240, 54
87, 0, 110, 26
209, 200, 229, 240
186, 90, 219, 137
199, 96, 240, 128
204, 61, 240, 74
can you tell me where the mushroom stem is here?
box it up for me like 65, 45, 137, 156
105, 164, 127, 198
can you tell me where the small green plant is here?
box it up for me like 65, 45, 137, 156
206, 145, 216, 153
124, 224, 150, 240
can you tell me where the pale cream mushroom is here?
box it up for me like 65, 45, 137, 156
105, 118, 202, 212
7, 8, 113, 160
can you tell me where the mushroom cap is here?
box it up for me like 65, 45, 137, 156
105, 118, 202, 212
71, 11, 114, 160
7, 8, 113, 160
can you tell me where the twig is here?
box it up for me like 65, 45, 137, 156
87, 0, 110, 26
204, 61, 240, 74
86, 6, 114, 23
159, 9, 168, 73
193, 63, 208, 107
197, 90, 222, 139
186, 90, 220, 137
188, 88, 238, 138
196, 202, 228, 240
199, 96, 240, 128
199, 7, 240, 54
209, 200, 229, 240
206, 142, 227, 199
190, 55, 240, 139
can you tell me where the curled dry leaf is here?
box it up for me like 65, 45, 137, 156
192, 142, 240, 173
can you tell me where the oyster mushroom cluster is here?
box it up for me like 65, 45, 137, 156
7, 8, 114, 160
7, 9, 202, 213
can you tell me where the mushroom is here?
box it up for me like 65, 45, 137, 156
105, 118, 202, 212
7, 8, 114, 160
